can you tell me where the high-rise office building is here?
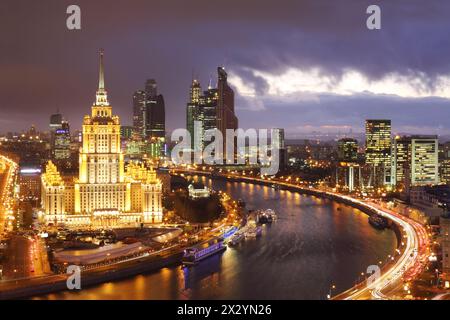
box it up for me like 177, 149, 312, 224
53, 120, 71, 160
391, 136, 411, 189
216, 67, 238, 159
132, 81, 166, 139
337, 138, 358, 162
392, 135, 439, 188
365, 119, 392, 185
186, 79, 202, 150
410, 135, 439, 186
144, 79, 165, 139
186, 79, 219, 152
50, 112, 70, 160
185, 68, 237, 161
132, 90, 146, 138
132, 79, 166, 158
365, 120, 391, 166
50, 112, 63, 158
440, 142, 450, 184
272, 128, 287, 170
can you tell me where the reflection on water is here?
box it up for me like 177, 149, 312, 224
35, 178, 397, 300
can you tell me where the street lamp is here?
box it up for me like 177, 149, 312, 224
327, 284, 336, 300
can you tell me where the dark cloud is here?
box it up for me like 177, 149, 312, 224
0, 0, 450, 135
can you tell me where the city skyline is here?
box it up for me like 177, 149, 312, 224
2, 1, 450, 136
1, 0, 450, 304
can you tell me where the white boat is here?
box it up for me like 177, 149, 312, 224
228, 232, 244, 246
244, 226, 262, 239
182, 238, 226, 265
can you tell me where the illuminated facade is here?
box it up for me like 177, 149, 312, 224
337, 138, 358, 162
365, 120, 391, 166
391, 136, 411, 189
41, 161, 66, 224
440, 142, 450, 184
365, 119, 392, 185
41, 51, 163, 228
54, 121, 71, 160
186, 79, 218, 152
411, 136, 439, 186
392, 135, 439, 188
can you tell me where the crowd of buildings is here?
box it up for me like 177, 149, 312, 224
0, 51, 255, 230
2, 49, 450, 235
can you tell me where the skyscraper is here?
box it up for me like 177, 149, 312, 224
132, 79, 166, 159
186, 79, 218, 152
144, 79, 165, 139
391, 136, 411, 189
216, 67, 238, 159
365, 120, 391, 166
410, 135, 439, 186
186, 79, 202, 151
365, 119, 392, 185
272, 128, 287, 170
132, 90, 146, 138
440, 142, 450, 184
42, 50, 163, 227
53, 120, 71, 160
391, 135, 439, 188
50, 112, 71, 160
50, 112, 63, 158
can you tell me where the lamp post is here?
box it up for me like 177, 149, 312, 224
327, 283, 336, 300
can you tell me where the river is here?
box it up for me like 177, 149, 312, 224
35, 176, 397, 300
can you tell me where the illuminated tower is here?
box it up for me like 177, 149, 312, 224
132, 90, 146, 138
365, 119, 392, 185
216, 67, 238, 161
42, 50, 163, 227
75, 50, 130, 213
411, 135, 439, 186
186, 79, 203, 150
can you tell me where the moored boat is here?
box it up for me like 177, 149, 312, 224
182, 238, 226, 265
368, 214, 389, 230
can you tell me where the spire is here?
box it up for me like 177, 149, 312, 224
95, 49, 108, 106
98, 49, 105, 91
208, 75, 213, 89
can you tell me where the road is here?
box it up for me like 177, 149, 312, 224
334, 198, 429, 299
1, 235, 50, 280
0, 155, 18, 235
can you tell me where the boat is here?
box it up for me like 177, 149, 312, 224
257, 212, 271, 224
265, 209, 277, 221
228, 232, 244, 246
221, 226, 238, 240
244, 226, 262, 239
182, 238, 226, 265
368, 214, 389, 230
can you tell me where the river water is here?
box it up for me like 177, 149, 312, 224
35, 177, 396, 300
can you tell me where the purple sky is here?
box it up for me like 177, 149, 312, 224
1, 0, 450, 137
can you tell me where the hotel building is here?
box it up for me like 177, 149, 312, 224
41, 51, 163, 228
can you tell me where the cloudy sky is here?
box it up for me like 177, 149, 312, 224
1, 0, 450, 137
